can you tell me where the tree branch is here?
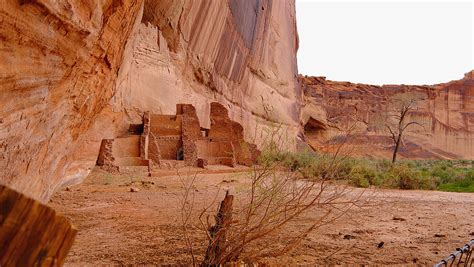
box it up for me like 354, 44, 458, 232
385, 125, 397, 144
402, 121, 423, 131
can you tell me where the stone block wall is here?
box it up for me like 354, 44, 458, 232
111, 136, 141, 158
178, 104, 201, 166
97, 139, 115, 167
196, 140, 234, 158
150, 115, 182, 136
208, 102, 259, 166
148, 113, 184, 164
156, 137, 182, 160
148, 132, 162, 166
234, 141, 260, 166
97, 102, 259, 170
209, 102, 235, 141
97, 127, 149, 170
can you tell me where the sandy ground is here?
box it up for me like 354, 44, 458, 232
49, 167, 474, 265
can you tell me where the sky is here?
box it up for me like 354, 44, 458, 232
296, 1, 474, 85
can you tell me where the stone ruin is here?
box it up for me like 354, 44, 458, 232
97, 102, 259, 171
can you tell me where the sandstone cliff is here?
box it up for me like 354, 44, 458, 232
0, 0, 143, 202
301, 71, 474, 160
113, 0, 300, 138
0, 0, 301, 202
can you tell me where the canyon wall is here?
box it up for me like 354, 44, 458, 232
0, 0, 144, 202
113, 0, 300, 143
301, 71, 474, 160
0, 0, 301, 202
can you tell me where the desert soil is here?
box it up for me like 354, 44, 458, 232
49, 167, 474, 265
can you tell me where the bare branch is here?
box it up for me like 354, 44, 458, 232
386, 125, 397, 144
402, 121, 423, 131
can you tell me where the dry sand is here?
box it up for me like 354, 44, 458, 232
49, 167, 474, 265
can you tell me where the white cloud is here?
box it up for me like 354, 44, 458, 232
296, 1, 473, 85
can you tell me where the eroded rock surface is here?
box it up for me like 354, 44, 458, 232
301, 71, 474, 159
0, 0, 143, 201
0, 0, 300, 201
113, 0, 301, 143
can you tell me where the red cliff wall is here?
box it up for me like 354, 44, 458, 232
113, 0, 301, 147
0, 0, 301, 202
0, 0, 143, 202
301, 71, 474, 159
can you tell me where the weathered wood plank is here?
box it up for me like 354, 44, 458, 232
204, 191, 234, 266
0, 185, 77, 266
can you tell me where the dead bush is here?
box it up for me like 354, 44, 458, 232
178, 125, 364, 265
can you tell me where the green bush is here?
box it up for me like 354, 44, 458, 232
438, 169, 474, 192
349, 164, 377, 188
387, 164, 419, 189
257, 146, 473, 192
465, 170, 474, 180
430, 163, 454, 183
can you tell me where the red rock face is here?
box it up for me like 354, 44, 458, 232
114, 0, 301, 143
0, 0, 143, 202
0, 0, 300, 201
301, 71, 474, 160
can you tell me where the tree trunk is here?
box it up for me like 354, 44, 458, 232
203, 191, 234, 266
392, 133, 402, 163
0, 185, 77, 266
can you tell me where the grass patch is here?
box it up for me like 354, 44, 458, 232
437, 182, 474, 192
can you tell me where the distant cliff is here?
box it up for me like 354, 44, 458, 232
301, 71, 474, 160
0, 0, 301, 202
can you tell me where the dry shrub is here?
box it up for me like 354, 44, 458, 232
178, 126, 364, 265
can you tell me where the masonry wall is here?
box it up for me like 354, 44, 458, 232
208, 102, 259, 166
97, 139, 115, 166
112, 136, 141, 158
156, 137, 182, 160
150, 115, 182, 136
196, 140, 235, 158
178, 104, 202, 166
97, 102, 259, 169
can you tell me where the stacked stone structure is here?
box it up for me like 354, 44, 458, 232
97, 103, 259, 169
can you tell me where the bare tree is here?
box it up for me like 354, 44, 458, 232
383, 92, 424, 163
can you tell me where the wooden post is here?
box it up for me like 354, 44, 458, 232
0, 185, 77, 266
203, 191, 234, 266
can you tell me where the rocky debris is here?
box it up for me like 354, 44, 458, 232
393, 216, 407, 221
221, 179, 237, 184
130, 187, 140, 193
343, 234, 356, 240
197, 158, 208, 168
